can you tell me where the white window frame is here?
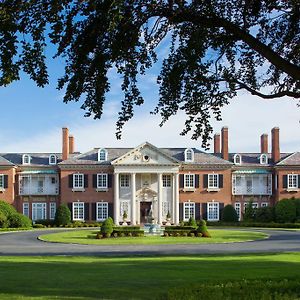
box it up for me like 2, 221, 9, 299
120, 174, 130, 188
97, 173, 108, 189
49, 154, 57, 165
22, 154, 31, 165
184, 174, 195, 188
252, 202, 258, 209
0, 174, 4, 189
98, 148, 107, 162
96, 202, 108, 221
120, 200, 130, 219
261, 202, 269, 207
162, 175, 171, 188
207, 202, 219, 221
73, 202, 84, 221
184, 148, 194, 162
73, 173, 84, 189
234, 202, 241, 221
183, 202, 195, 221
32, 203, 47, 221
49, 202, 56, 220
234, 154, 242, 165
208, 174, 219, 188
23, 203, 29, 217
260, 154, 268, 165
288, 174, 298, 189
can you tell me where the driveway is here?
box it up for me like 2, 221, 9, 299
0, 228, 300, 256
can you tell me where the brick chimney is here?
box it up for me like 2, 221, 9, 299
260, 134, 268, 154
221, 126, 229, 160
271, 127, 280, 163
62, 127, 69, 160
214, 133, 220, 154
69, 135, 74, 154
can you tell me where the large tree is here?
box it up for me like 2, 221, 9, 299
1, 1, 299, 147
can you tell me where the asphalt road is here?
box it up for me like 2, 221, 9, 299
0, 228, 300, 256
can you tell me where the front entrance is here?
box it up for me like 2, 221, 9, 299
140, 201, 152, 224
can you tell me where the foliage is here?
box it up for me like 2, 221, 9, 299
243, 201, 256, 222
0, 200, 17, 218
207, 221, 300, 229
122, 211, 128, 220
100, 218, 114, 237
197, 220, 211, 238
221, 204, 238, 222
7, 213, 32, 228
54, 204, 71, 226
0, 211, 8, 228
112, 226, 144, 237
0, 2, 299, 146
275, 199, 297, 223
188, 217, 197, 227
254, 206, 275, 223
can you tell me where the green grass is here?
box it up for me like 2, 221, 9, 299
0, 253, 300, 299
39, 229, 267, 245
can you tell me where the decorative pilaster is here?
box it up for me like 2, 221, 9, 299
157, 173, 162, 224
114, 173, 120, 225
131, 173, 136, 225
175, 173, 180, 224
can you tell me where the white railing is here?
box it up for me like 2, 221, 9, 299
19, 175, 59, 195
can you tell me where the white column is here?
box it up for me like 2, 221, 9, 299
172, 174, 176, 224
157, 173, 162, 225
175, 173, 180, 224
131, 173, 136, 225
114, 173, 120, 225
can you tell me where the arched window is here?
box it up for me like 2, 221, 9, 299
49, 154, 57, 165
184, 148, 194, 162
234, 154, 242, 165
22, 154, 31, 165
98, 148, 107, 162
260, 154, 268, 165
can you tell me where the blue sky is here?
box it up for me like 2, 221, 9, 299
0, 42, 299, 154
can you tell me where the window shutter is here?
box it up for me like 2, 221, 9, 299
68, 175, 73, 188
219, 174, 223, 188
92, 203, 97, 221
201, 203, 207, 220
4, 175, 8, 188
219, 203, 224, 220
67, 203, 73, 219
179, 174, 184, 188
298, 175, 300, 188
84, 175, 88, 188
195, 174, 199, 188
108, 203, 114, 220
283, 175, 288, 188
84, 203, 89, 221
203, 174, 208, 188
93, 175, 97, 188
195, 203, 201, 220
179, 203, 183, 221
108, 174, 113, 188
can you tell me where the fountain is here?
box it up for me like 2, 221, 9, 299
143, 205, 163, 235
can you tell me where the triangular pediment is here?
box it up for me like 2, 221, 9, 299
111, 142, 179, 165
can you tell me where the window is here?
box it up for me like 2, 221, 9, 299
288, 174, 298, 189
252, 202, 258, 209
0, 175, 4, 188
184, 174, 195, 188
207, 202, 219, 221
22, 154, 31, 165
120, 201, 130, 218
261, 202, 269, 207
49, 202, 56, 220
184, 148, 194, 162
183, 202, 195, 221
162, 175, 171, 187
260, 154, 268, 165
208, 174, 219, 188
49, 154, 57, 165
120, 174, 130, 188
97, 202, 108, 221
234, 154, 242, 165
235, 203, 241, 221
23, 203, 29, 217
162, 201, 171, 218
97, 173, 108, 189
98, 148, 107, 161
73, 202, 84, 220
32, 203, 47, 221
73, 173, 84, 188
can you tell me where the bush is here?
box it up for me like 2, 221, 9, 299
243, 201, 256, 222
33, 223, 46, 228
101, 218, 114, 237
35, 219, 55, 227
197, 220, 211, 238
221, 204, 238, 222
72, 221, 84, 227
8, 213, 32, 228
188, 217, 197, 227
254, 206, 275, 223
55, 204, 71, 226
0, 211, 8, 228
0, 200, 17, 218
275, 199, 297, 223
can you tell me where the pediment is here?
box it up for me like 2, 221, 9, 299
111, 142, 179, 165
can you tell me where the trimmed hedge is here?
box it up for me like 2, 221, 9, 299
221, 204, 238, 222
96, 225, 144, 238
8, 213, 32, 228
206, 221, 300, 228
55, 204, 71, 226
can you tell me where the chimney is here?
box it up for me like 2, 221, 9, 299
214, 133, 220, 154
62, 127, 69, 160
69, 135, 74, 154
260, 134, 268, 154
221, 126, 229, 160
271, 127, 280, 163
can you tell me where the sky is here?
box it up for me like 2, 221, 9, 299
0, 41, 299, 155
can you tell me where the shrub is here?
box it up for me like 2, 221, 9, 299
164, 232, 169, 237
182, 232, 188, 237
0, 211, 8, 228
55, 204, 71, 226
96, 232, 103, 239
254, 207, 275, 223
33, 224, 46, 228
8, 213, 32, 228
189, 232, 195, 237
221, 204, 238, 222
35, 219, 55, 227
188, 217, 197, 227
197, 220, 211, 238
0, 200, 17, 218
243, 201, 256, 221
101, 218, 114, 237
196, 232, 202, 237
275, 199, 296, 223
72, 221, 84, 227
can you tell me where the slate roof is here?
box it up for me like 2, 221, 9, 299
0, 155, 15, 166
276, 152, 300, 166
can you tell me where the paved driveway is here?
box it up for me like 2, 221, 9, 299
0, 228, 300, 256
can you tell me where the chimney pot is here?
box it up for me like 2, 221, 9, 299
221, 126, 229, 160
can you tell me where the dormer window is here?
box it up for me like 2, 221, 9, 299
234, 154, 242, 165
98, 148, 107, 162
22, 154, 31, 165
184, 148, 194, 162
260, 154, 268, 165
49, 154, 57, 165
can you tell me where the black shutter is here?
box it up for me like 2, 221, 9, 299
108, 203, 114, 220
195, 203, 201, 220
92, 203, 97, 221
4, 175, 8, 188
179, 203, 183, 221
219, 203, 224, 221
298, 175, 300, 188
201, 203, 207, 220
195, 174, 199, 188
67, 203, 73, 219
93, 174, 97, 188
219, 174, 223, 188
84, 175, 88, 188
283, 175, 288, 188
203, 174, 208, 188
108, 174, 113, 188
84, 203, 89, 221
68, 175, 73, 188
179, 174, 184, 188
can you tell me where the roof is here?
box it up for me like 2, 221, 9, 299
0, 155, 15, 166
276, 152, 300, 166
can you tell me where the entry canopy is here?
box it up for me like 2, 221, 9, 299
233, 169, 271, 174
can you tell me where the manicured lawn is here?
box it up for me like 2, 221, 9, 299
0, 253, 300, 299
39, 229, 267, 245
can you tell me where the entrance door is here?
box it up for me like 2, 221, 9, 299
140, 201, 152, 224
32, 203, 47, 221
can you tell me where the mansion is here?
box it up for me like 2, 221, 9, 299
0, 127, 299, 225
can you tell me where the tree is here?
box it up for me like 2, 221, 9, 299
0, 1, 299, 147
243, 201, 256, 222
221, 204, 239, 222
55, 204, 71, 226
275, 198, 296, 223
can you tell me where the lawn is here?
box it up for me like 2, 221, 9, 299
39, 229, 268, 245
0, 253, 300, 299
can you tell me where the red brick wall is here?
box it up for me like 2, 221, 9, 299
0, 167, 16, 206
275, 169, 300, 201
